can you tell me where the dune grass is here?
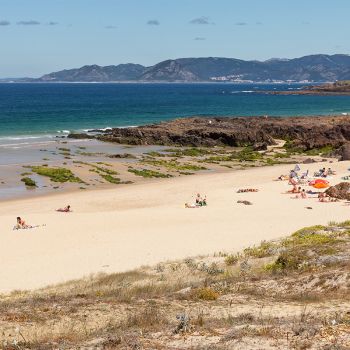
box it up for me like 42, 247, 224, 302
1, 222, 350, 348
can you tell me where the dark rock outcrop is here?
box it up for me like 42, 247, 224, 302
73, 116, 350, 149
303, 158, 316, 164
337, 142, 350, 161
67, 133, 94, 139
253, 142, 268, 151
326, 182, 350, 200
95, 117, 276, 147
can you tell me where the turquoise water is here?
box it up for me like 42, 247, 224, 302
0, 83, 350, 142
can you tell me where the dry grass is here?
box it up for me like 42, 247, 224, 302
1, 223, 350, 349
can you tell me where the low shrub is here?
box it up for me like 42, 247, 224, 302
192, 287, 219, 301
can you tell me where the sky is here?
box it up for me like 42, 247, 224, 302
0, 0, 349, 77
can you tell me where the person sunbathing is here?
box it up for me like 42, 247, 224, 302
237, 188, 258, 193
287, 185, 301, 194
56, 205, 71, 212
185, 203, 199, 208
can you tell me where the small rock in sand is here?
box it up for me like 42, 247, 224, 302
237, 200, 253, 205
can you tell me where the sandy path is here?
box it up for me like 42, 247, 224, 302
1, 161, 350, 293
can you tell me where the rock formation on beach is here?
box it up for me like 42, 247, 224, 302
326, 182, 350, 200
69, 115, 350, 151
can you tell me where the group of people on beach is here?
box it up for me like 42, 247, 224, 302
14, 205, 71, 230
314, 167, 336, 178
281, 164, 338, 202
13, 162, 342, 229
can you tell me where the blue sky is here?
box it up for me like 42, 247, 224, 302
0, 0, 349, 77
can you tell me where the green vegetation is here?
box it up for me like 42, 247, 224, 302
264, 158, 282, 166
21, 177, 37, 187
145, 151, 166, 157
283, 225, 336, 247
128, 168, 172, 178
224, 254, 239, 266
273, 152, 290, 159
100, 174, 122, 184
108, 153, 137, 159
58, 147, 70, 152
96, 162, 112, 167
283, 141, 334, 156
76, 151, 105, 157
244, 241, 277, 258
201, 147, 263, 164
263, 225, 342, 272
201, 155, 233, 163
20, 172, 32, 176
30, 166, 82, 183
233, 147, 263, 162
90, 166, 119, 175
164, 147, 212, 157
142, 158, 207, 171
73, 161, 128, 184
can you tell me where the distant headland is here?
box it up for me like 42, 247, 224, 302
266, 80, 350, 96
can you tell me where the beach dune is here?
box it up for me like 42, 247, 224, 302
1, 161, 350, 293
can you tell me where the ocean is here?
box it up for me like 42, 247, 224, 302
0, 82, 350, 147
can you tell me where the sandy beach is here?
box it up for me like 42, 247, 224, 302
0, 160, 349, 293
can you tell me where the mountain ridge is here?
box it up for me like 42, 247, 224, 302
5, 54, 350, 82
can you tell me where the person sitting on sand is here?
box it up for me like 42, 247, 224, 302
320, 167, 327, 177
300, 189, 307, 199
56, 205, 71, 213
195, 193, 207, 206
328, 168, 336, 175
200, 196, 207, 206
292, 189, 307, 199
15, 217, 32, 230
318, 192, 327, 202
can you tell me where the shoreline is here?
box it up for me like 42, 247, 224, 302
1, 159, 350, 293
